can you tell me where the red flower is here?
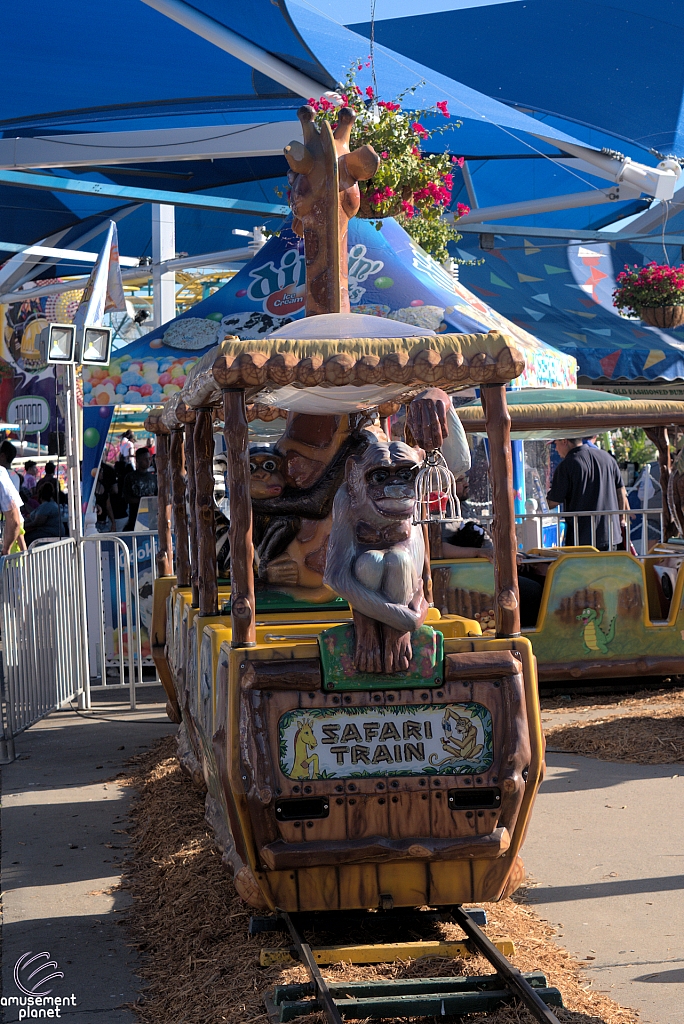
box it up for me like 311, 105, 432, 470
436, 100, 450, 118
402, 201, 416, 218
381, 151, 389, 158
378, 100, 400, 112
366, 85, 374, 98
412, 146, 420, 156
456, 202, 471, 217
411, 122, 429, 139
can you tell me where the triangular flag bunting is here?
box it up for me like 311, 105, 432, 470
644, 349, 666, 370
565, 283, 593, 294
563, 332, 587, 343
577, 246, 607, 259
490, 272, 512, 289
599, 350, 622, 378
532, 293, 551, 305
517, 272, 543, 283
456, 248, 478, 262
524, 239, 541, 255
470, 284, 500, 297
563, 309, 597, 319
587, 328, 612, 336
544, 264, 569, 275
522, 306, 546, 321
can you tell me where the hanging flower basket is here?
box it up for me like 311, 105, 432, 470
638, 305, 684, 329
306, 65, 471, 261
613, 262, 684, 328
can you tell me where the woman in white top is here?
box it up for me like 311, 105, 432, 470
119, 430, 136, 466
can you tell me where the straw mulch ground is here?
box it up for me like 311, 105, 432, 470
116, 737, 638, 1024
543, 686, 684, 764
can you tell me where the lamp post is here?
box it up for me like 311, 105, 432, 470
46, 323, 113, 706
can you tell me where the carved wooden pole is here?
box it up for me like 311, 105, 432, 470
223, 388, 256, 647
170, 428, 190, 586
155, 432, 173, 577
645, 426, 673, 539
285, 105, 378, 315
194, 407, 218, 616
482, 384, 520, 637
184, 419, 199, 606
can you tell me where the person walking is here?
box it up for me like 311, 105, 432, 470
123, 447, 157, 531
24, 482, 62, 545
120, 430, 136, 466
0, 441, 26, 554
547, 437, 628, 550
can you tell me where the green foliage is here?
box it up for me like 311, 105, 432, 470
308, 65, 469, 260
607, 427, 657, 467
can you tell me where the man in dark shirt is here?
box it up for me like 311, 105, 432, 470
547, 438, 628, 550
123, 447, 157, 531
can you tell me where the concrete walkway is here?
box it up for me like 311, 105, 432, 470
1, 698, 175, 1023
523, 752, 684, 1024
2, 695, 682, 1024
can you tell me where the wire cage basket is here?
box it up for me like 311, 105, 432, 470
413, 449, 463, 526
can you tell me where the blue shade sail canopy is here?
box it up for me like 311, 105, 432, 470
456, 232, 684, 383
348, 0, 684, 157
0, 0, 673, 285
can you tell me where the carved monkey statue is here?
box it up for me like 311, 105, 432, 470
324, 441, 428, 674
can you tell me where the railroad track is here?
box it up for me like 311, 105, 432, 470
253, 906, 564, 1023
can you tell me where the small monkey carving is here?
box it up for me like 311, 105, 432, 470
324, 441, 428, 673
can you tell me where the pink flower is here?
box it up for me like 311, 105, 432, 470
402, 201, 416, 218
456, 202, 471, 217
381, 151, 389, 158
436, 100, 450, 118
411, 122, 429, 139
378, 100, 400, 112
366, 85, 374, 98
452, 156, 465, 167
307, 98, 320, 112
412, 146, 420, 156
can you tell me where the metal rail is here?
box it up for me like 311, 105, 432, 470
265, 907, 562, 1024
470, 506, 665, 552
453, 906, 563, 1024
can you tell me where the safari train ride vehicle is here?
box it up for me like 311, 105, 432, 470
450, 389, 684, 688
147, 103, 549, 929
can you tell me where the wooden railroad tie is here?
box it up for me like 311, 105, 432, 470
260, 936, 515, 966
259, 907, 565, 1024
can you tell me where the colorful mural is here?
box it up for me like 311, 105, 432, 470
81, 218, 576, 408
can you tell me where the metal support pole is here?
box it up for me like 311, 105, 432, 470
151, 203, 176, 328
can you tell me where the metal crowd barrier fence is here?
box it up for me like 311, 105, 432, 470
83, 529, 161, 710
0, 538, 87, 761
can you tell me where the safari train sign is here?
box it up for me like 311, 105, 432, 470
278, 702, 494, 779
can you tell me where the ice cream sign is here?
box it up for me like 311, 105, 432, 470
246, 248, 306, 316
278, 703, 493, 779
